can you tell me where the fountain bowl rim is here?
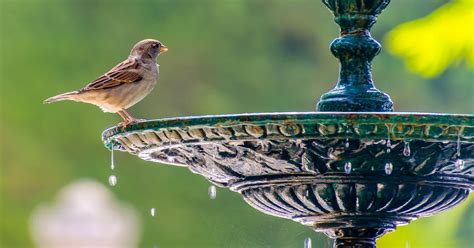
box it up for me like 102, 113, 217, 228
102, 111, 474, 149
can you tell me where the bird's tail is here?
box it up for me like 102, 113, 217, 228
43, 91, 79, 104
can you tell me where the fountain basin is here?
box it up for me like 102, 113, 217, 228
102, 112, 473, 246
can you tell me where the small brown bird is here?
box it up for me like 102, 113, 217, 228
44, 39, 168, 125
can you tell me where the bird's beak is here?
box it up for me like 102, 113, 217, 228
160, 46, 168, 54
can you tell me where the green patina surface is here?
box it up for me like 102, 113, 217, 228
317, 0, 393, 112
103, 112, 474, 149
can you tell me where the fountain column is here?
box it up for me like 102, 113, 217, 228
317, 0, 393, 112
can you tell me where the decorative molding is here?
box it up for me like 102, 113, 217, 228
103, 113, 473, 246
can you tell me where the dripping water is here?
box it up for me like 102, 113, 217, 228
344, 162, 352, 174
304, 237, 312, 248
150, 207, 156, 217
456, 132, 461, 157
455, 159, 465, 170
111, 148, 115, 170
384, 162, 393, 175
108, 175, 117, 186
108, 148, 117, 186
344, 126, 350, 149
455, 132, 464, 169
208, 185, 217, 200
403, 141, 411, 157
386, 133, 391, 153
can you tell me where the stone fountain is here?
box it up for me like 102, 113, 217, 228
102, 1, 473, 247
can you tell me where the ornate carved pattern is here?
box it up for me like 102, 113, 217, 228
102, 113, 473, 247
239, 181, 469, 226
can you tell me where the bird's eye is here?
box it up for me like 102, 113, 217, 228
152, 43, 159, 48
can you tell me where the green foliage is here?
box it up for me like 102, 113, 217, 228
1, 0, 472, 247
386, 0, 474, 78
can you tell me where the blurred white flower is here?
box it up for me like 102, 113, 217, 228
30, 179, 141, 248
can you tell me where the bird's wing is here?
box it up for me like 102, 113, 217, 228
81, 59, 143, 91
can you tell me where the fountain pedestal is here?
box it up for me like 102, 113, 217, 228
102, 1, 473, 247
317, 0, 393, 112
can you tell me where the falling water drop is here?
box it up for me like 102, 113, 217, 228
108, 175, 117, 186
386, 125, 391, 153
386, 139, 391, 153
456, 133, 461, 157
344, 126, 350, 149
405, 240, 409, 248
403, 141, 411, 157
344, 162, 352, 174
304, 237, 312, 248
384, 162, 393, 175
208, 185, 217, 200
150, 207, 156, 217
455, 159, 465, 170
111, 149, 115, 170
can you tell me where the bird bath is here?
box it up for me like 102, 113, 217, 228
102, 1, 473, 247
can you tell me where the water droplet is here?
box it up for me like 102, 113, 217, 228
386, 125, 392, 153
345, 138, 350, 148
456, 134, 461, 157
208, 185, 217, 200
150, 207, 156, 217
403, 141, 411, 157
384, 162, 393, 175
108, 175, 117, 186
110, 149, 115, 170
455, 159, 464, 170
304, 237, 312, 248
344, 162, 352, 174
305, 190, 309, 197
405, 240, 409, 248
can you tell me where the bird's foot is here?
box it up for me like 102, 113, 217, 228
117, 122, 130, 128
117, 119, 146, 128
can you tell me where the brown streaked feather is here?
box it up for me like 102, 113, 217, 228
81, 59, 142, 91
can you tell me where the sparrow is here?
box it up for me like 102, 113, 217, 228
44, 39, 168, 125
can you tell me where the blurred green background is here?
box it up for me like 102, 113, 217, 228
1, 0, 473, 247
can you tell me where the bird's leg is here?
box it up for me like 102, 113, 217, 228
117, 111, 132, 127
117, 111, 130, 122
122, 110, 136, 121
121, 110, 146, 123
